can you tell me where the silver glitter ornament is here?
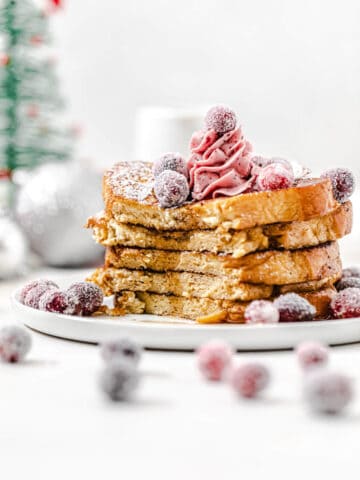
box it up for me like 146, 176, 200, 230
0, 214, 28, 279
15, 162, 103, 267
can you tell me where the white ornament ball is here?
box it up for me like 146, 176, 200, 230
0, 215, 28, 279
15, 162, 103, 267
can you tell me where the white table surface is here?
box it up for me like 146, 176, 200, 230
1, 264, 360, 479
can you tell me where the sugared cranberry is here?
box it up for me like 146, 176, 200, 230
330, 288, 360, 319
268, 157, 294, 174
230, 362, 270, 398
24, 285, 58, 309
251, 156, 271, 168
99, 362, 140, 401
0, 326, 32, 363
244, 300, 279, 324
66, 282, 103, 316
20, 279, 58, 306
336, 277, 360, 291
152, 152, 188, 179
257, 163, 294, 191
38, 289, 77, 314
274, 293, 315, 322
342, 267, 360, 279
204, 105, 237, 134
321, 168, 355, 203
197, 340, 233, 381
100, 338, 142, 367
303, 370, 353, 414
296, 341, 329, 370
154, 170, 189, 208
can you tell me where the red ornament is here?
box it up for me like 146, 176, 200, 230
0, 53, 10, 66
51, 0, 62, 6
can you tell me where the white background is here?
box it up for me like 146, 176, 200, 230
50, 0, 360, 177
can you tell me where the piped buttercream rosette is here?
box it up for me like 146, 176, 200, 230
188, 127, 259, 201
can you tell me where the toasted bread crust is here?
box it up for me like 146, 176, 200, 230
103, 162, 338, 231
88, 266, 339, 302
104, 242, 341, 286
114, 288, 336, 322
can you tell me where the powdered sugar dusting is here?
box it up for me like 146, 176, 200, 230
107, 162, 155, 204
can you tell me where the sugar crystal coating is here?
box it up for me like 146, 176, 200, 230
296, 341, 329, 370
153, 152, 188, 179
268, 157, 294, 174
197, 340, 233, 381
257, 163, 294, 191
244, 300, 279, 324
321, 168, 355, 203
154, 170, 189, 208
204, 105, 237, 134
0, 326, 32, 363
336, 277, 360, 291
100, 338, 142, 366
303, 370, 353, 414
230, 362, 270, 398
330, 287, 360, 319
19, 279, 58, 304
274, 293, 315, 322
39, 289, 77, 314
24, 284, 58, 309
66, 282, 104, 316
99, 362, 140, 401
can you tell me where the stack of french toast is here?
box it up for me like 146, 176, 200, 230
87, 165, 352, 323
87, 105, 353, 323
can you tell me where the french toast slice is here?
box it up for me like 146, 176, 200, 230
87, 202, 352, 257
103, 162, 338, 231
114, 288, 336, 322
88, 267, 339, 301
104, 242, 341, 286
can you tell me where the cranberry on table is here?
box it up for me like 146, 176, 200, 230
244, 300, 279, 324
204, 105, 237, 134
197, 340, 233, 381
296, 341, 329, 370
154, 170, 189, 208
153, 152, 188, 179
100, 338, 142, 367
230, 362, 270, 398
274, 293, 315, 322
330, 288, 360, 319
336, 277, 360, 291
99, 362, 140, 402
66, 282, 103, 316
0, 326, 32, 363
303, 370, 353, 414
257, 163, 294, 191
321, 168, 355, 203
19, 279, 58, 304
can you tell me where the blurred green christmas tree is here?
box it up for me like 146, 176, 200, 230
0, 0, 73, 172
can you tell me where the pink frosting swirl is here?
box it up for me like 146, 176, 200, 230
188, 127, 257, 200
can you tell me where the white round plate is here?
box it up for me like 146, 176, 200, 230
11, 287, 360, 350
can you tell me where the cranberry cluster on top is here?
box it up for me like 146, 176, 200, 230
19, 279, 103, 316
152, 105, 355, 208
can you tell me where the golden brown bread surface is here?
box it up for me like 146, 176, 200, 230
103, 162, 338, 231
88, 266, 339, 301
105, 242, 341, 286
114, 288, 336, 322
87, 202, 352, 257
